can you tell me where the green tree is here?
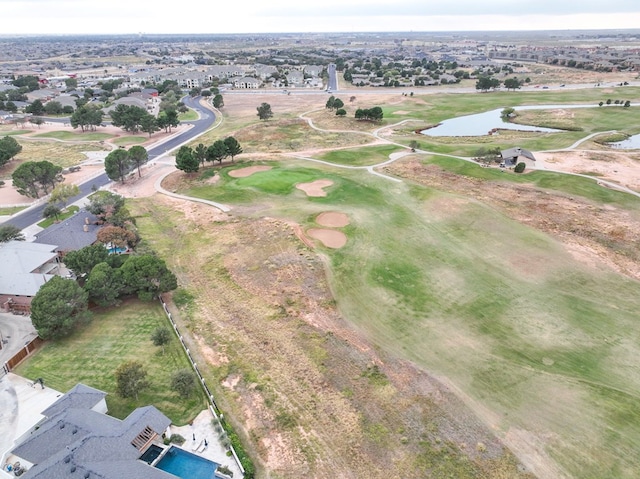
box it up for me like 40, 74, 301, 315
157, 109, 179, 133
12, 161, 63, 198
30, 276, 91, 339
500, 107, 515, 121
151, 326, 172, 355
224, 137, 243, 161
42, 203, 61, 222
140, 114, 159, 137
4, 101, 17, 113
115, 360, 150, 400
63, 244, 110, 276
120, 254, 178, 301
26, 99, 45, 116
325, 95, 336, 110
212, 94, 224, 109
97, 225, 138, 251
84, 262, 123, 307
49, 183, 80, 208
128, 145, 149, 178
0, 135, 23, 162
333, 98, 344, 110
171, 369, 196, 397
336, 108, 346, 117
206, 140, 227, 164
104, 148, 132, 183
64, 77, 78, 90
12, 75, 40, 92
194, 143, 208, 167
44, 100, 63, 115
110, 104, 149, 133
31, 117, 45, 128
257, 102, 273, 121
514, 162, 527, 173
70, 105, 103, 132
86, 191, 126, 221
175, 145, 199, 173
503, 77, 522, 91
475, 76, 501, 92
0, 224, 25, 242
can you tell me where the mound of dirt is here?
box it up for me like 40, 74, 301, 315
296, 179, 333, 197
316, 211, 350, 227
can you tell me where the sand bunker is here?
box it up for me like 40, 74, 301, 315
316, 211, 350, 228
228, 165, 272, 178
307, 228, 347, 248
296, 179, 333, 197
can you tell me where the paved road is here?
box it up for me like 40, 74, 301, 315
5, 96, 216, 230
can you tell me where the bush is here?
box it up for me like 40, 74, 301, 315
168, 433, 186, 445
514, 162, 526, 173
171, 368, 196, 397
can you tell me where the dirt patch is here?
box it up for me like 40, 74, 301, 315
306, 228, 347, 248
228, 165, 272, 178
316, 211, 350, 228
296, 179, 333, 197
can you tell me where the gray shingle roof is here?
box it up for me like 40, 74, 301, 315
34, 209, 102, 252
0, 241, 58, 296
12, 384, 175, 479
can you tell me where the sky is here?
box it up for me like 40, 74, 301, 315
2, 0, 640, 35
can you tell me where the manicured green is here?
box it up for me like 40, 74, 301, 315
37, 205, 80, 228
178, 109, 198, 121
318, 145, 401, 166
32, 131, 112, 141
15, 300, 206, 424
112, 136, 147, 146
0, 129, 32, 136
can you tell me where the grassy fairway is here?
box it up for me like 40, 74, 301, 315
180, 159, 640, 478
32, 131, 112, 141
15, 300, 207, 424
112, 135, 147, 146
318, 145, 401, 166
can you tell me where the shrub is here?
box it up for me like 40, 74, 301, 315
514, 162, 526, 173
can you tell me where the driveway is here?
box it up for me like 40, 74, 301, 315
0, 313, 38, 368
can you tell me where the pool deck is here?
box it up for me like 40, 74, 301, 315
0, 373, 63, 477
170, 408, 243, 478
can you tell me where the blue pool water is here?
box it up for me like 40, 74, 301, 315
155, 446, 218, 479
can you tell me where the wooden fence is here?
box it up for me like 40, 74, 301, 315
2, 336, 44, 375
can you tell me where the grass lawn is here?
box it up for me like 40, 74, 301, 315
0, 205, 27, 215
15, 300, 207, 424
112, 136, 147, 146
37, 205, 80, 228
0, 129, 33, 136
178, 109, 199, 121
318, 144, 401, 166
32, 131, 113, 141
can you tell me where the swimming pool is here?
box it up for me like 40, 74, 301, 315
154, 446, 219, 479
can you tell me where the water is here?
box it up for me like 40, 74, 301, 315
609, 134, 640, 150
421, 103, 598, 137
155, 446, 219, 479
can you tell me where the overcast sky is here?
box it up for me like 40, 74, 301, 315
2, 0, 640, 35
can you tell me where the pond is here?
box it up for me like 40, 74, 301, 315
608, 134, 640, 150
421, 104, 597, 137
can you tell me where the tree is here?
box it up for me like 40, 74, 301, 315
84, 262, 123, 307
333, 98, 344, 110
336, 108, 346, 117
31, 117, 45, 128
65, 77, 78, 90
42, 203, 61, 222
97, 225, 138, 251
206, 140, 227, 164
12, 161, 63, 198
63, 244, 110, 276
157, 109, 179, 133
120, 254, 178, 301
115, 361, 149, 400
354, 107, 383, 122
0, 135, 22, 162
86, 191, 126, 222
70, 105, 103, 132
44, 100, 63, 115
128, 145, 149, 178
503, 78, 522, 91
325, 95, 336, 110
140, 114, 159, 137
224, 137, 243, 161
110, 104, 150, 133
514, 162, 527, 173
171, 369, 196, 397
175, 145, 199, 173
257, 102, 273, 121
194, 143, 208, 167
49, 183, 80, 208
151, 326, 172, 355
500, 107, 515, 121
30, 276, 91, 339
104, 149, 132, 183
0, 224, 25, 242
212, 94, 224, 109
26, 99, 45, 116
475, 76, 501, 92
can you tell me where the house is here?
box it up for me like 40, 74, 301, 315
33, 209, 102, 255
232, 76, 261, 89
500, 147, 536, 167
5, 383, 179, 479
0, 241, 60, 312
